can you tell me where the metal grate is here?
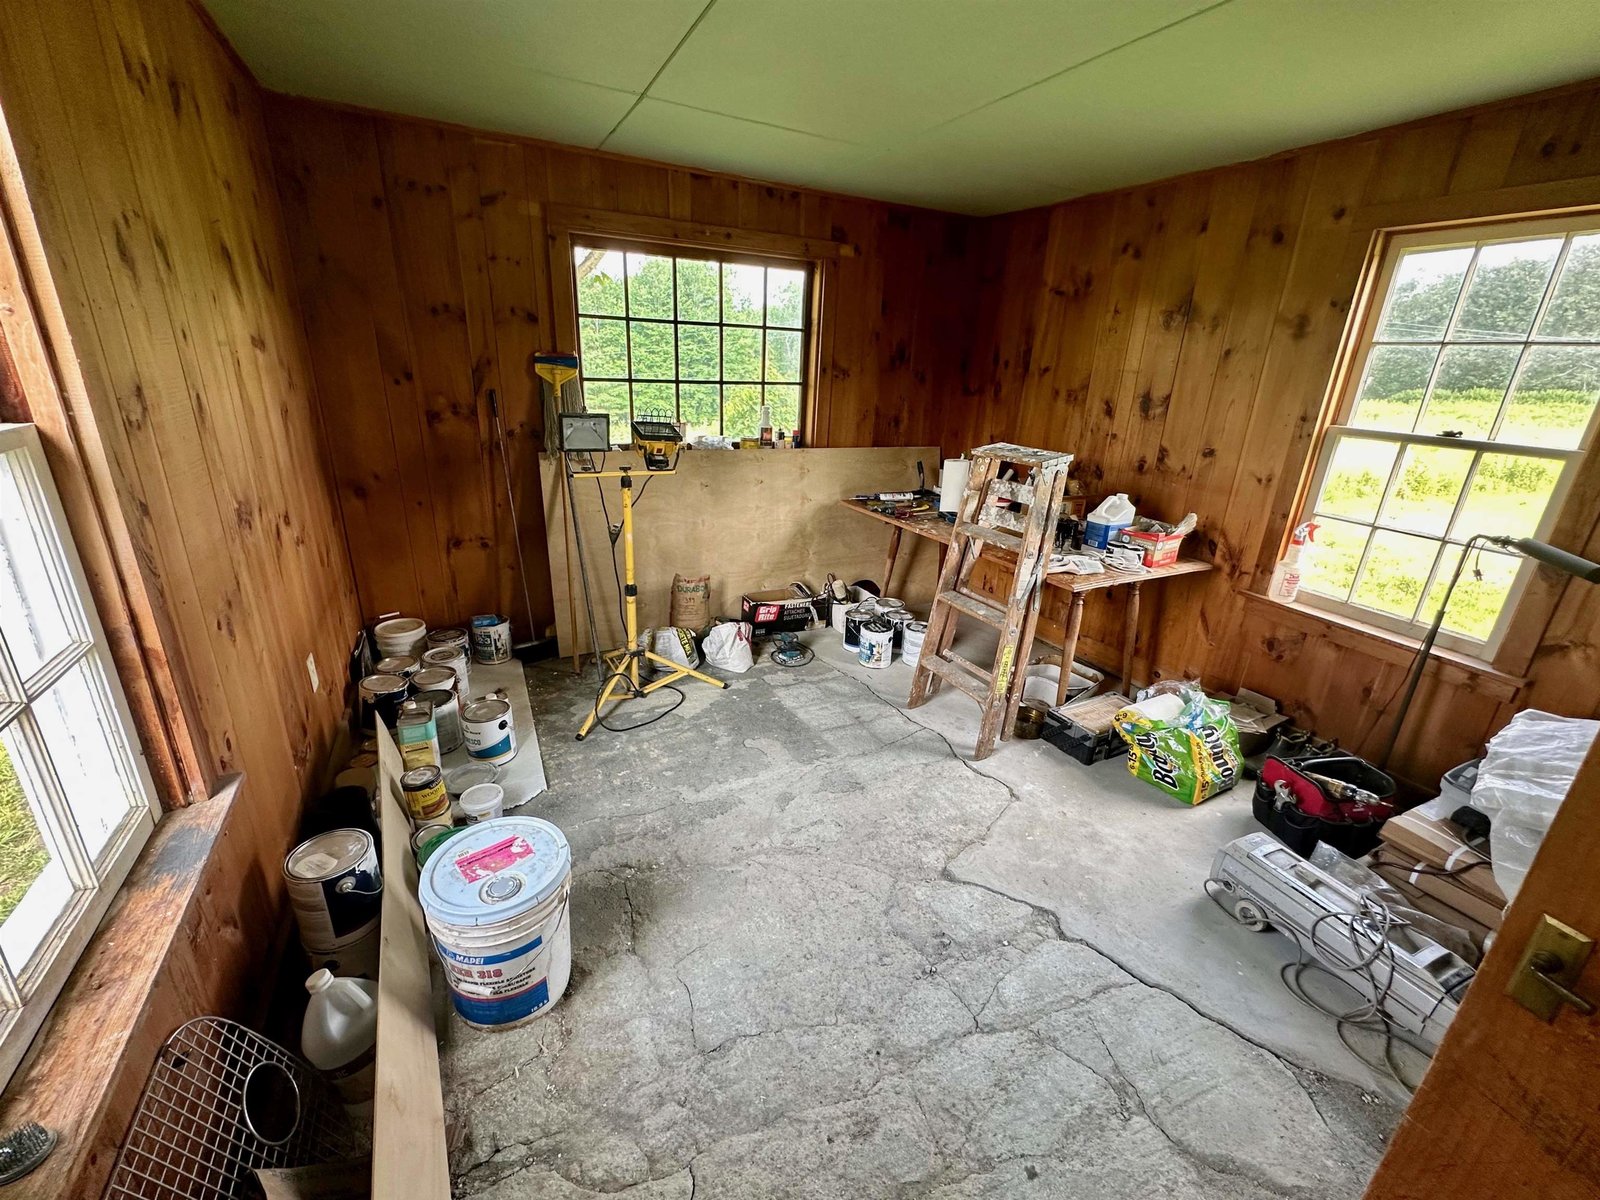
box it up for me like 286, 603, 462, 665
104, 1018, 363, 1200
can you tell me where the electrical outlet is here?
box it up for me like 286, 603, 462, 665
306, 652, 320, 693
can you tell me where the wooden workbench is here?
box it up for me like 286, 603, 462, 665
841, 498, 1213, 703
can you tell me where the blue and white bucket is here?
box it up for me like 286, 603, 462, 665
418, 816, 573, 1029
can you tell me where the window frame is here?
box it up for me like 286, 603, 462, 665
0, 422, 160, 1088
1294, 213, 1600, 657
566, 233, 816, 441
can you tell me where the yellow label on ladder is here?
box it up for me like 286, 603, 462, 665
994, 645, 1014, 695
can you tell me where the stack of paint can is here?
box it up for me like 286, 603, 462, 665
423, 639, 472, 704
284, 829, 383, 979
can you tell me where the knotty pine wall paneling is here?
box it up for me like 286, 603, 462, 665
942, 81, 1600, 785
265, 96, 972, 638
0, 0, 361, 1157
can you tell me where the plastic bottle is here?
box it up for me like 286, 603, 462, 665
1268, 521, 1318, 602
758, 404, 774, 448
302, 968, 378, 1111
1084, 493, 1136, 550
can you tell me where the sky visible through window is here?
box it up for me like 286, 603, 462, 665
573, 245, 809, 441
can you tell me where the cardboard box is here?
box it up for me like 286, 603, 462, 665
1377, 808, 1506, 908
1384, 875, 1493, 950
740, 587, 816, 632
1121, 526, 1187, 568
1371, 846, 1506, 931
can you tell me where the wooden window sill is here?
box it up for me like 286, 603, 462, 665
0, 776, 242, 1199
1237, 589, 1528, 702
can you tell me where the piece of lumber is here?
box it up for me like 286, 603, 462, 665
372, 722, 451, 1199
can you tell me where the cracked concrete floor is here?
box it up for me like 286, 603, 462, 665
439, 638, 1400, 1198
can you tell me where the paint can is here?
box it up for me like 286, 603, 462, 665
418, 816, 573, 1029
426, 627, 471, 654
400, 764, 450, 823
459, 783, 505, 825
284, 829, 383, 964
396, 698, 441, 770
858, 618, 894, 669
884, 608, 914, 650
842, 600, 880, 652
411, 665, 458, 699
422, 646, 472, 702
411, 822, 455, 868
902, 620, 928, 663
471, 614, 512, 664
374, 616, 428, 659
462, 696, 517, 765
374, 654, 419, 679
417, 687, 463, 754
357, 673, 409, 732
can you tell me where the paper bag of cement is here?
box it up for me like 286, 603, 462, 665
702, 620, 755, 673
1112, 684, 1240, 805
639, 627, 702, 677
670, 573, 711, 631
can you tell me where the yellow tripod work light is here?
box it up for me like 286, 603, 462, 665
566, 415, 727, 741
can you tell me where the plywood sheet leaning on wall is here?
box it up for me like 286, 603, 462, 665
543, 447, 943, 656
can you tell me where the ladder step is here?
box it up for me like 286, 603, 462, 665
918, 654, 990, 701
955, 522, 1023, 552
944, 649, 995, 687
938, 590, 1005, 627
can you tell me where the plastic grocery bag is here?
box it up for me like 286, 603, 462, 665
1471, 710, 1599, 901
703, 621, 755, 673
1112, 683, 1241, 806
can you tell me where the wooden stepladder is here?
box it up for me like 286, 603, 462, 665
907, 443, 1074, 760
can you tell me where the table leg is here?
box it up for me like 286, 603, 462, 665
1055, 593, 1086, 706
882, 526, 903, 595
1123, 582, 1142, 694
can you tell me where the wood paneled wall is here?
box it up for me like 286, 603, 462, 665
263, 97, 973, 639
944, 82, 1600, 784
0, 0, 359, 1179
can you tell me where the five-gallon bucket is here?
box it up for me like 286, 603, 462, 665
418, 816, 572, 1029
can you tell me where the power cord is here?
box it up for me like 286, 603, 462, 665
1203, 880, 1438, 1094
588, 664, 686, 734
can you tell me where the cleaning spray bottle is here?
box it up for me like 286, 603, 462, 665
1268, 521, 1318, 603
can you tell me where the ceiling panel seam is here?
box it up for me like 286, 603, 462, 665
918, 0, 1239, 137
632, 97, 866, 146
599, 0, 722, 148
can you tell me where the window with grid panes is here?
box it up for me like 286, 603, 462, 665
572, 243, 811, 440
0, 424, 159, 1085
1297, 217, 1600, 653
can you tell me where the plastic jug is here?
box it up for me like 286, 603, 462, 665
1084, 493, 1135, 550
302, 968, 378, 1111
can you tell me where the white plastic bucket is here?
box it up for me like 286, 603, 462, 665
419, 817, 572, 1029
375, 616, 427, 658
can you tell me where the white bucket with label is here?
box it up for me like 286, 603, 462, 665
419, 817, 572, 1029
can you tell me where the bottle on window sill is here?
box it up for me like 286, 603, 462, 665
1268, 521, 1318, 603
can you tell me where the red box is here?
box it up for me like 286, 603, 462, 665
1122, 527, 1186, 568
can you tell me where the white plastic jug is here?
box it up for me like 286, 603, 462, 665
1084, 493, 1135, 549
302, 968, 378, 1110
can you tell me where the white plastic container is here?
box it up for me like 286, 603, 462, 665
460, 782, 505, 824
302, 969, 378, 1111
1084, 494, 1135, 550
375, 615, 428, 658
419, 817, 573, 1029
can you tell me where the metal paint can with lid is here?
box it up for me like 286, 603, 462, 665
284, 828, 383, 953
462, 696, 517, 765
401, 764, 451, 823
902, 620, 928, 663
374, 654, 420, 679
427, 626, 470, 653
358, 672, 409, 732
471, 614, 512, 664
416, 687, 463, 754
857, 617, 894, 669
842, 600, 880, 652
411, 821, 455, 868
423, 646, 472, 701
